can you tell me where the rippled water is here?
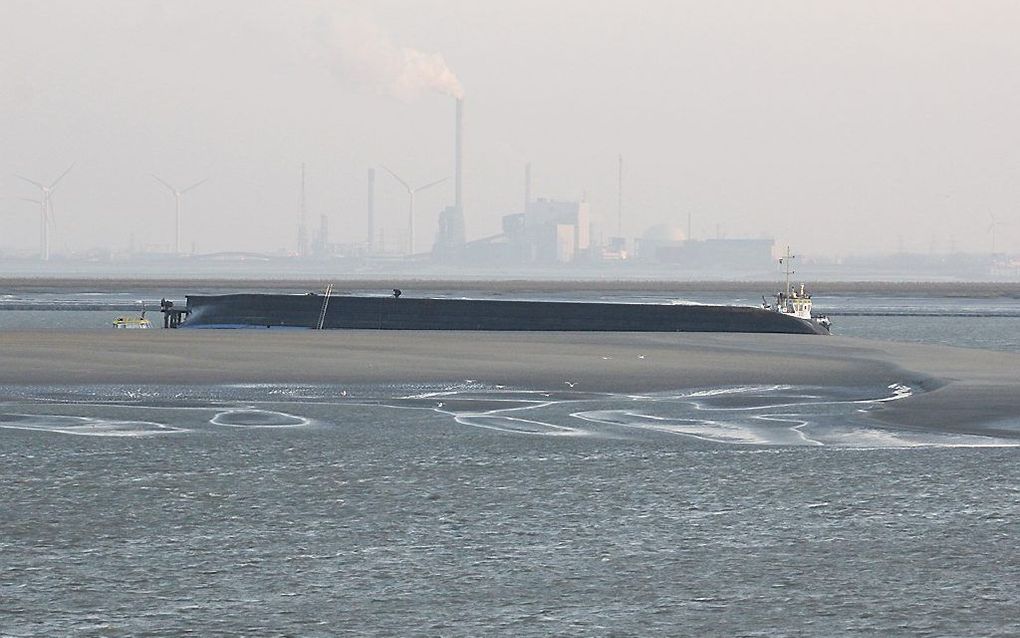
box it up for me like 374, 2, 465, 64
3, 292, 1020, 635
2, 383, 1019, 636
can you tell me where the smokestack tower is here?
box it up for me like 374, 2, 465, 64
617, 154, 623, 236
367, 168, 375, 251
433, 98, 467, 257
318, 213, 329, 256
524, 162, 531, 213
455, 98, 464, 211
298, 163, 308, 256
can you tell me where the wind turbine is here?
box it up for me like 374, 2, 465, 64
13, 164, 74, 260
382, 167, 448, 255
151, 175, 208, 254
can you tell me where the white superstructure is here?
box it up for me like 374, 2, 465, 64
764, 246, 831, 330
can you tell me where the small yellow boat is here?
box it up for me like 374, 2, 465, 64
112, 312, 152, 329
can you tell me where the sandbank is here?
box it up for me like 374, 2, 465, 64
1, 330, 1018, 436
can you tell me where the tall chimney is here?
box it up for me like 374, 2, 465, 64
617, 154, 623, 236
319, 213, 329, 256
455, 98, 463, 211
298, 162, 308, 256
434, 98, 467, 258
524, 161, 531, 213
367, 167, 376, 251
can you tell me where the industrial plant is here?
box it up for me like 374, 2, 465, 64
3, 97, 1017, 280
346, 97, 780, 275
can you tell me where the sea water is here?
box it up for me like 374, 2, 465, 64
2, 292, 1019, 636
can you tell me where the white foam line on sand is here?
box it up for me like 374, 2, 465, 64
451, 413, 588, 436
752, 414, 825, 446
688, 383, 914, 413
467, 400, 561, 415
0, 414, 187, 437
8, 400, 234, 412
570, 410, 766, 444
681, 385, 793, 398
209, 409, 312, 428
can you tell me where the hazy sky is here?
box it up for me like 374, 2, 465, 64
2, 0, 1018, 257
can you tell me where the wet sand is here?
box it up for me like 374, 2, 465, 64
2, 330, 1019, 435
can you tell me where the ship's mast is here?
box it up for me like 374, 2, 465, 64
781, 245, 795, 299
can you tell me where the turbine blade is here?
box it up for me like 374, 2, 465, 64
48, 163, 75, 190
381, 166, 411, 192
181, 177, 209, 194
14, 174, 45, 189
151, 174, 178, 193
414, 176, 450, 193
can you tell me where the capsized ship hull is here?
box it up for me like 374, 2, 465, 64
183, 294, 831, 335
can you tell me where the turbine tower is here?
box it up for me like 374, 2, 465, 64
382, 167, 447, 255
14, 164, 74, 261
151, 175, 208, 254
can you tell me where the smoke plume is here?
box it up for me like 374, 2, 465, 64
321, 14, 463, 100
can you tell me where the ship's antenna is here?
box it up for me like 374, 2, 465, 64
780, 245, 795, 299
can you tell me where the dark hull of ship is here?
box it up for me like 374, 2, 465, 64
183, 294, 830, 335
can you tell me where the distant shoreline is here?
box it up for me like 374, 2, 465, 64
3, 277, 1020, 298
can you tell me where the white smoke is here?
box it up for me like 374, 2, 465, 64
320, 13, 463, 100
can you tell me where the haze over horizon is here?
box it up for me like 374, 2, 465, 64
2, 0, 1018, 258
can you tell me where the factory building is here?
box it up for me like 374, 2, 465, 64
498, 198, 591, 263
433, 204, 466, 258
